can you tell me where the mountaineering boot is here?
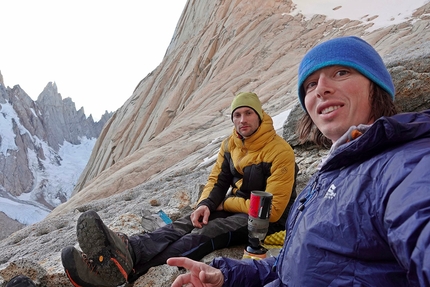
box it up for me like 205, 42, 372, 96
61, 245, 124, 287
76, 210, 135, 285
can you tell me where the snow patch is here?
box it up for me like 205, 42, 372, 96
290, 0, 430, 32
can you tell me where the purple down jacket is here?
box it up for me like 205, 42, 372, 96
211, 110, 430, 287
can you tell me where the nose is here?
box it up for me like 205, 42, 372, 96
315, 74, 334, 98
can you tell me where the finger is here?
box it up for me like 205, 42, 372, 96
167, 257, 185, 267
190, 215, 196, 225
192, 219, 202, 228
202, 210, 210, 224
190, 214, 201, 227
167, 257, 195, 269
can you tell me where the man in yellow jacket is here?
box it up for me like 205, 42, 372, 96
61, 92, 297, 287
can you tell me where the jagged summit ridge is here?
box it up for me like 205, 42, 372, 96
0, 79, 112, 230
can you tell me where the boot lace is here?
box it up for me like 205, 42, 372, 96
81, 253, 99, 275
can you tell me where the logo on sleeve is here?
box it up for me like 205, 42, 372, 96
324, 184, 337, 200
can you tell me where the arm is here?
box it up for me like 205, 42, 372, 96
210, 256, 278, 286
168, 256, 278, 287
197, 138, 233, 211
380, 142, 430, 285
168, 257, 224, 287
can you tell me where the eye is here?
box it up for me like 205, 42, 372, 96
335, 69, 350, 77
304, 81, 317, 94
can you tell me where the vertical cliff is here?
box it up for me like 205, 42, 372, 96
55, 0, 430, 215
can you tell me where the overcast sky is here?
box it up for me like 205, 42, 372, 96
1, 0, 427, 121
1, 1, 187, 120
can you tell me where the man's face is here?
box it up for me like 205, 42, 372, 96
303, 65, 373, 143
232, 107, 260, 138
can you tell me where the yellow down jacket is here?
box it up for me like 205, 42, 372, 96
197, 111, 296, 224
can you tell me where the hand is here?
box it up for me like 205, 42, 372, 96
168, 257, 224, 287
190, 206, 210, 228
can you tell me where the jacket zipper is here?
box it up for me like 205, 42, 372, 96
272, 177, 319, 272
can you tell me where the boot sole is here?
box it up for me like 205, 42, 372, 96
77, 210, 109, 257
76, 210, 131, 282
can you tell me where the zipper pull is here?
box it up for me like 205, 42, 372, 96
297, 193, 307, 211
297, 180, 318, 211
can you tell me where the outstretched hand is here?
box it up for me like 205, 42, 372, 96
168, 257, 224, 287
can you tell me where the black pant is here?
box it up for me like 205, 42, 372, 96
127, 211, 248, 282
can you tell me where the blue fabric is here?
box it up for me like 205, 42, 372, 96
212, 110, 430, 286
297, 36, 395, 111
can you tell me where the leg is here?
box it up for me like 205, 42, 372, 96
127, 212, 248, 282
183, 212, 248, 260
128, 212, 195, 266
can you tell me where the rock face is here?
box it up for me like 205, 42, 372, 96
0, 212, 24, 240
0, 80, 113, 238
1, 1, 430, 286
36, 83, 102, 151
0, 82, 111, 197
52, 0, 430, 216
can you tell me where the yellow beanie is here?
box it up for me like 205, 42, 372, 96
230, 92, 263, 121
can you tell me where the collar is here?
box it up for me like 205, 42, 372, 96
318, 124, 372, 170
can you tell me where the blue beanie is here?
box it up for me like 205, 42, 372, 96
297, 36, 395, 111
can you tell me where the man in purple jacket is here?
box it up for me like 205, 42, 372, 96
168, 36, 430, 286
